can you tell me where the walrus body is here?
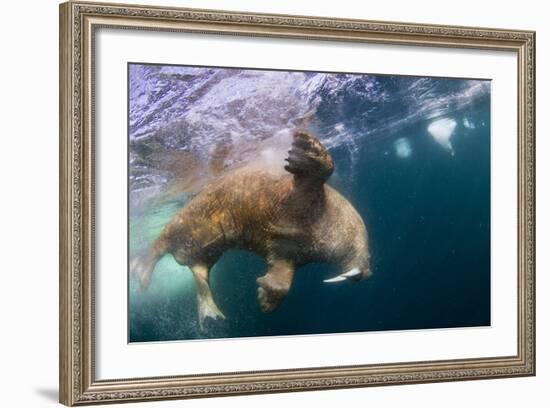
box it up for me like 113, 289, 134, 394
134, 131, 370, 327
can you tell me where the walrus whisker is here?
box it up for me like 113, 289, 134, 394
323, 267, 361, 283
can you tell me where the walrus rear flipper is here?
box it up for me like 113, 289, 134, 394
130, 238, 169, 290
284, 131, 334, 183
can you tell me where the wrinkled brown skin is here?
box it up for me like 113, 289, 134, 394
137, 131, 370, 324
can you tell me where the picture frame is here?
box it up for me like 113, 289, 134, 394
59, 1, 536, 405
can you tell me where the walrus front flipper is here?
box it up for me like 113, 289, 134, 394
257, 260, 295, 313
284, 131, 334, 183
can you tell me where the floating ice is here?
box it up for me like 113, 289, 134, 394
393, 137, 412, 158
463, 117, 475, 129
428, 118, 457, 155
334, 122, 345, 133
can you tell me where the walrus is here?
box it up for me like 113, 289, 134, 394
132, 131, 371, 327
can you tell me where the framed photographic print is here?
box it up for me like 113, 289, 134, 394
59, 1, 536, 405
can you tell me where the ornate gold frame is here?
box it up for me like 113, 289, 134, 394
59, 1, 536, 405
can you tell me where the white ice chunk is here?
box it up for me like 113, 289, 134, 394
463, 117, 475, 129
334, 122, 345, 133
428, 118, 457, 155
393, 137, 412, 158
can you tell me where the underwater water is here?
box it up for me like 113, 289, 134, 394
128, 63, 491, 342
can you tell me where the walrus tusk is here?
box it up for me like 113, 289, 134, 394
323, 267, 361, 283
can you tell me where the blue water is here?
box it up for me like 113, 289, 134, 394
128, 64, 490, 342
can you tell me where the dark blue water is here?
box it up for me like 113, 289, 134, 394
128, 65, 490, 342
